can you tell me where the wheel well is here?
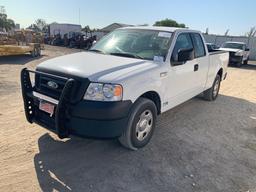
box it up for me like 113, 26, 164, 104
217, 68, 223, 80
140, 91, 161, 115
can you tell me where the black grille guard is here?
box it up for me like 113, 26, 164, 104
20, 68, 76, 139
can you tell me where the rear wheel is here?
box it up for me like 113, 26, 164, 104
203, 74, 221, 101
118, 98, 157, 150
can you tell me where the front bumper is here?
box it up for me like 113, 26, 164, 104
229, 53, 243, 64
20, 68, 132, 139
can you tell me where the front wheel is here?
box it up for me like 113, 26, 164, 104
118, 98, 157, 150
203, 74, 221, 101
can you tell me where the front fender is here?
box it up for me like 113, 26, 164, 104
122, 72, 164, 106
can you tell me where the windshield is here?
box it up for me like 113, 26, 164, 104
222, 43, 244, 50
90, 29, 172, 60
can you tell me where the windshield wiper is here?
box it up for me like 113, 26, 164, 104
89, 49, 105, 54
110, 52, 144, 59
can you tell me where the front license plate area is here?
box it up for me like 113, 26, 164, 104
39, 100, 55, 117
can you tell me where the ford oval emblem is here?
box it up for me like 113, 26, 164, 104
47, 81, 58, 89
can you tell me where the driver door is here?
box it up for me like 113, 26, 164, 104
165, 33, 199, 109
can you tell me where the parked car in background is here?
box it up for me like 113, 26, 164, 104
21, 27, 229, 150
220, 41, 250, 67
206, 43, 219, 52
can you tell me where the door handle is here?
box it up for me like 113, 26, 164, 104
194, 64, 199, 71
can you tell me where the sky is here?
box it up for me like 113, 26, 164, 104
1, 0, 256, 36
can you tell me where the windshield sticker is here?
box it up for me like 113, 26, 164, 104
158, 32, 172, 38
153, 56, 164, 62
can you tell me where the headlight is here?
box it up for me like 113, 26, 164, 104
84, 83, 123, 101
235, 51, 243, 56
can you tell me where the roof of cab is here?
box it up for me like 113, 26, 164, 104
121, 26, 200, 33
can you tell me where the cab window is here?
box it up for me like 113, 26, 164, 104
171, 33, 193, 62
191, 33, 206, 58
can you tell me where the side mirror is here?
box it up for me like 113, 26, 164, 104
245, 48, 250, 51
177, 48, 194, 62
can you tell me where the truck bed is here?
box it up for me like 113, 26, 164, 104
208, 49, 227, 55
205, 50, 229, 88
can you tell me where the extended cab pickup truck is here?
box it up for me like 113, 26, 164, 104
21, 27, 229, 150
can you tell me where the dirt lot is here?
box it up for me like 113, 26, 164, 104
0, 45, 256, 192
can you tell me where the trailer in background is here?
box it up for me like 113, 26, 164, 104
49, 23, 82, 38
0, 30, 42, 57
0, 43, 41, 57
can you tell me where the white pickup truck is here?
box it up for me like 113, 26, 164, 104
21, 27, 229, 150
220, 41, 250, 67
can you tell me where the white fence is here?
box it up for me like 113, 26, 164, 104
203, 34, 256, 60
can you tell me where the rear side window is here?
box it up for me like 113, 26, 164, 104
191, 33, 206, 58
171, 33, 193, 62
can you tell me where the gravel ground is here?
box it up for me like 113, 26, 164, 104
0, 45, 256, 192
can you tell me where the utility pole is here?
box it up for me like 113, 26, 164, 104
79, 8, 81, 25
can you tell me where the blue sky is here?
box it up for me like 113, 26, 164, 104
1, 0, 256, 35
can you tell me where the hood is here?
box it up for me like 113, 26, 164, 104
219, 48, 241, 53
37, 52, 158, 82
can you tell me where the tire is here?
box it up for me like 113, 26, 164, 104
203, 74, 221, 101
236, 57, 243, 67
118, 98, 157, 150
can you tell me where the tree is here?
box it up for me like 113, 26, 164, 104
35, 19, 47, 32
245, 27, 256, 37
82, 25, 90, 32
28, 19, 48, 32
153, 18, 186, 28
5, 18, 15, 31
27, 24, 39, 31
0, 6, 15, 32
224, 29, 229, 36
